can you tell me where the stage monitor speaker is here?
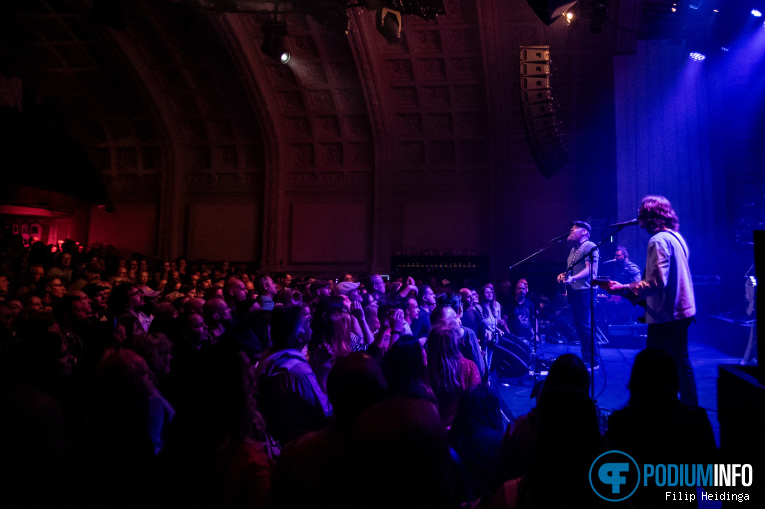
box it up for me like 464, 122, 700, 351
493, 336, 531, 377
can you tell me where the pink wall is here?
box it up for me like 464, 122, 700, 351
88, 203, 159, 257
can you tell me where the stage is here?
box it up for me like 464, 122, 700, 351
495, 339, 744, 508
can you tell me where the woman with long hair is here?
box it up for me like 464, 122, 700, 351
382, 334, 437, 404
426, 320, 481, 424
149, 345, 271, 509
478, 284, 509, 372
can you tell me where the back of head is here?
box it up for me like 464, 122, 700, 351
107, 282, 134, 315
436, 291, 462, 315
429, 305, 457, 327
347, 398, 450, 509
538, 353, 590, 405
182, 297, 205, 315
201, 297, 227, 321
382, 334, 434, 402
310, 307, 351, 357
640, 194, 679, 231
426, 321, 462, 367
93, 349, 153, 409
628, 347, 679, 407
170, 345, 256, 450
450, 383, 503, 436
521, 387, 603, 507
270, 306, 304, 351
126, 332, 172, 380
426, 321, 464, 399
326, 352, 387, 424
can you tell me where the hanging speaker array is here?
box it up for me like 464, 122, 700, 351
520, 46, 568, 178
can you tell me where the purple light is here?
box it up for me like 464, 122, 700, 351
689, 52, 706, 61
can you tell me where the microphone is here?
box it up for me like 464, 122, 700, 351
608, 218, 638, 228
550, 233, 569, 242
601, 259, 617, 265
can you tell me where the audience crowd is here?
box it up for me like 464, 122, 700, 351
0, 237, 717, 508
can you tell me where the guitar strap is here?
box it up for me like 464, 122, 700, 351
666, 230, 689, 260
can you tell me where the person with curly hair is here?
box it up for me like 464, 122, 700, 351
607, 195, 697, 405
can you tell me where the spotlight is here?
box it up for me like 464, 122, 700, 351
566, 11, 574, 22
261, 20, 290, 64
721, 46, 730, 52
753, 9, 763, 17
377, 6, 402, 44
689, 52, 706, 61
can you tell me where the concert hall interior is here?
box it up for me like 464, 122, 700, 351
0, 0, 763, 507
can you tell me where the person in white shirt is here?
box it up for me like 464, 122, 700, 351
607, 195, 698, 405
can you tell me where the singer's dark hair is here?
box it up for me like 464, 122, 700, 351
638, 195, 679, 231
615, 246, 629, 259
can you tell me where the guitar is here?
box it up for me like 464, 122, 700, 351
592, 276, 646, 309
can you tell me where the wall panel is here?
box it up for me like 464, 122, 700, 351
289, 202, 369, 264
186, 203, 259, 262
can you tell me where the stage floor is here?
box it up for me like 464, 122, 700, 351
494, 340, 746, 508
496, 339, 741, 449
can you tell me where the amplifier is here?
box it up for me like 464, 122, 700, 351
604, 323, 647, 350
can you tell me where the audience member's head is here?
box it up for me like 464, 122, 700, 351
382, 334, 435, 404
270, 306, 306, 351
326, 352, 387, 424
628, 347, 680, 407
202, 297, 232, 329
450, 383, 504, 437
536, 353, 590, 406
181, 297, 205, 316
223, 277, 247, 306
347, 398, 451, 509
127, 332, 173, 384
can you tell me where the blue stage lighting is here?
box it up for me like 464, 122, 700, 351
752, 9, 763, 17
689, 52, 706, 61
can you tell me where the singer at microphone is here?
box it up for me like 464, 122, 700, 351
608, 218, 639, 228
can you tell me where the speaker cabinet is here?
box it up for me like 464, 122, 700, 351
520, 46, 568, 178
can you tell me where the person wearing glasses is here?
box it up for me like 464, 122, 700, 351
606, 195, 697, 405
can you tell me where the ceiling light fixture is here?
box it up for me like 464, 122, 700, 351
261, 20, 290, 64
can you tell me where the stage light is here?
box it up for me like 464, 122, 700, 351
721, 46, 730, 52
689, 52, 706, 60
752, 9, 763, 17
525, 0, 578, 25
376, 6, 402, 44
566, 11, 574, 21
261, 20, 290, 64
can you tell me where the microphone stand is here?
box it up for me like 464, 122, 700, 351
508, 234, 568, 376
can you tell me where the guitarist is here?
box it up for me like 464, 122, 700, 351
605, 195, 698, 405
557, 221, 600, 369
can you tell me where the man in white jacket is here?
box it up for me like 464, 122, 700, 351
606, 195, 698, 405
